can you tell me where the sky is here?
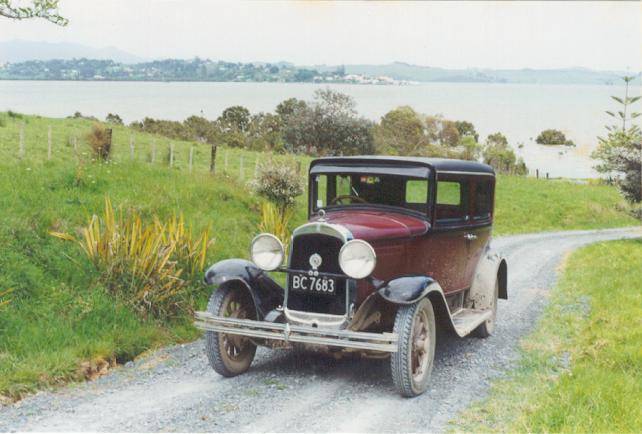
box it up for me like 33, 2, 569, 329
2, 0, 640, 70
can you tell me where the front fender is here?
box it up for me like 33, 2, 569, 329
204, 259, 284, 319
377, 275, 436, 305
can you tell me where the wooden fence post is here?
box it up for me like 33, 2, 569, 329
210, 144, 217, 175
151, 139, 157, 163
47, 125, 52, 160
169, 143, 174, 167
536, 169, 539, 179
240, 155, 244, 179
189, 146, 194, 173
129, 135, 135, 160
18, 122, 25, 159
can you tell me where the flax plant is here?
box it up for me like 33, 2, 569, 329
51, 197, 213, 318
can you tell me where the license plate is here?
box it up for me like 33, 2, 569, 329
290, 273, 336, 294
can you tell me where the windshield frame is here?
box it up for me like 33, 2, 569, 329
308, 167, 434, 220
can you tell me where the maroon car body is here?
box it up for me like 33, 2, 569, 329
196, 156, 507, 397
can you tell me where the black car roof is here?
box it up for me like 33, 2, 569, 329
310, 156, 495, 176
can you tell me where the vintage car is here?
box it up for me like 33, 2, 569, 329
195, 156, 507, 397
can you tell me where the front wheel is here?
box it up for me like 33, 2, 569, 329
205, 285, 257, 377
391, 297, 436, 397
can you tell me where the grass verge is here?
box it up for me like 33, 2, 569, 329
453, 239, 642, 433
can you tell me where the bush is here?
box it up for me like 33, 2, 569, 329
248, 160, 304, 212
85, 123, 112, 161
536, 129, 575, 146
50, 197, 214, 318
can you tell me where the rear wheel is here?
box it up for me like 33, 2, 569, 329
475, 279, 499, 338
391, 297, 436, 397
205, 285, 257, 377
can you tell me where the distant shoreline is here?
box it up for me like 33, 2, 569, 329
0, 78, 623, 86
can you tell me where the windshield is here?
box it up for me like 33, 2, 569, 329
312, 173, 430, 215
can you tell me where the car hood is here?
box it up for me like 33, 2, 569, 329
310, 209, 429, 242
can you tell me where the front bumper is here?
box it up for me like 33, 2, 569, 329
194, 311, 398, 352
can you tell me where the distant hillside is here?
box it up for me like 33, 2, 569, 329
0, 40, 146, 64
314, 62, 637, 85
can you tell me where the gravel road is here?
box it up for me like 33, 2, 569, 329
1, 227, 640, 433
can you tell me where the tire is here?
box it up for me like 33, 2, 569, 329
205, 285, 257, 377
475, 279, 499, 338
391, 297, 436, 397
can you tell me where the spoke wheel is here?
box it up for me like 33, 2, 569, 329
205, 285, 257, 377
475, 279, 499, 338
391, 297, 436, 397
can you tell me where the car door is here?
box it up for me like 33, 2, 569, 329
426, 176, 471, 293
463, 176, 495, 285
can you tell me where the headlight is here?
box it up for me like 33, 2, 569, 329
339, 239, 376, 279
250, 233, 284, 271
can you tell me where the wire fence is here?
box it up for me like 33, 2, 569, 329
0, 121, 310, 182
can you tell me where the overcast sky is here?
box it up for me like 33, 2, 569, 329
2, 0, 640, 70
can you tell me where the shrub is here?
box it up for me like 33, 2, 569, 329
7, 110, 22, 119
536, 129, 575, 146
85, 123, 112, 161
50, 197, 214, 318
248, 160, 304, 212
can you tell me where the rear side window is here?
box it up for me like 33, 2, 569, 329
436, 180, 468, 223
474, 181, 493, 220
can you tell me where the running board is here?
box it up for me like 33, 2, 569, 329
194, 311, 398, 352
450, 308, 492, 337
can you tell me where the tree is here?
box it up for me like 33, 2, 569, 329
275, 98, 307, 120
0, 0, 67, 25
455, 120, 479, 142
281, 89, 373, 156
105, 113, 123, 125
482, 132, 527, 175
592, 76, 641, 204
536, 129, 574, 146
218, 106, 250, 133
375, 106, 427, 155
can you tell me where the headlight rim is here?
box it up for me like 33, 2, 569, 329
338, 239, 377, 280
250, 232, 285, 271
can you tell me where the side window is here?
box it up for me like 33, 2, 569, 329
405, 180, 428, 203
474, 181, 493, 220
337, 175, 351, 197
436, 180, 468, 223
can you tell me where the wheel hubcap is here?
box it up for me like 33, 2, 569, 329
222, 298, 250, 361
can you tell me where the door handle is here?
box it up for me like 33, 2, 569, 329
464, 233, 477, 241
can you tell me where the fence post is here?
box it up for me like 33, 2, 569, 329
47, 125, 52, 160
536, 169, 539, 179
189, 146, 194, 173
129, 134, 134, 160
151, 139, 157, 163
169, 143, 174, 167
18, 122, 25, 159
240, 155, 244, 179
73, 136, 78, 160
210, 144, 217, 175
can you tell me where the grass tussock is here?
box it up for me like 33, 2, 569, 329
453, 239, 642, 433
51, 196, 213, 318
258, 201, 294, 250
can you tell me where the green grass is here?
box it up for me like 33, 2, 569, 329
0, 111, 638, 401
453, 239, 642, 433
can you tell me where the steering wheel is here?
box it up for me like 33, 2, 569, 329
330, 194, 367, 205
